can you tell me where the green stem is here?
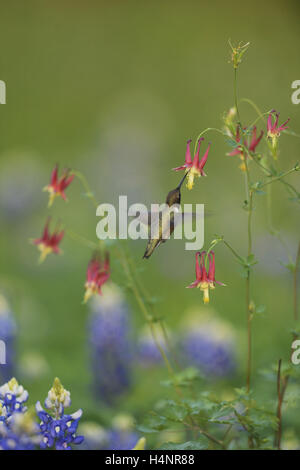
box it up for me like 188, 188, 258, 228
182, 421, 226, 449
293, 241, 300, 327
66, 229, 99, 250
244, 157, 253, 394
193, 128, 225, 154
252, 155, 300, 199
116, 244, 176, 378
222, 240, 244, 264
72, 170, 98, 208
258, 167, 298, 189
234, 69, 241, 124
126, 248, 181, 369
274, 359, 288, 449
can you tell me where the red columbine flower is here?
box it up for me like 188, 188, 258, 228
267, 110, 290, 141
33, 218, 64, 263
173, 138, 210, 190
84, 253, 110, 303
187, 251, 225, 304
228, 125, 263, 171
43, 165, 75, 207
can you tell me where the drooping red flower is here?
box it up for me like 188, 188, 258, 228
267, 109, 290, 140
228, 125, 263, 171
84, 253, 110, 303
173, 139, 211, 190
187, 251, 225, 303
33, 218, 64, 263
43, 165, 75, 207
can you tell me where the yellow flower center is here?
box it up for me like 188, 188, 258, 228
37, 243, 53, 263
198, 281, 210, 304
186, 167, 200, 190
83, 282, 97, 303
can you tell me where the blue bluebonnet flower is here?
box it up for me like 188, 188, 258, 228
0, 377, 28, 419
181, 312, 236, 378
0, 295, 16, 382
35, 377, 84, 450
0, 407, 40, 450
88, 284, 133, 404
137, 326, 167, 368
107, 414, 139, 450
0, 378, 39, 450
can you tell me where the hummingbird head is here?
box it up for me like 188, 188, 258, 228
165, 171, 189, 206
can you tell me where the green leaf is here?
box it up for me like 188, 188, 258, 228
137, 414, 168, 433
159, 439, 209, 450
161, 367, 202, 388
226, 138, 240, 148
159, 400, 188, 423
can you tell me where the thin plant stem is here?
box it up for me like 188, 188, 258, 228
72, 170, 99, 208
274, 242, 300, 448
182, 421, 226, 449
274, 359, 288, 449
234, 69, 241, 124
126, 252, 181, 369
66, 229, 99, 250
258, 167, 298, 189
293, 241, 300, 327
234, 70, 254, 397
116, 244, 176, 378
244, 157, 253, 395
222, 240, 244, 264
193, 128, 225, 154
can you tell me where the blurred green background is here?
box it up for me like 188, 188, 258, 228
0, 0, 300, 441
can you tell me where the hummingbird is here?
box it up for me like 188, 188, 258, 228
142, 171, 192, 259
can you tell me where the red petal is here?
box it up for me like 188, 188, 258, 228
198, 143, 210, 171
50, 165, 58, 186
185, 140, 192, 165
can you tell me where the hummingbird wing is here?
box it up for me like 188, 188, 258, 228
171, 210, 205, 239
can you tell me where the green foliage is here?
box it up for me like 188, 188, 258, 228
159, 439, 209, 450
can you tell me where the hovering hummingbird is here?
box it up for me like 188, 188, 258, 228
142, 171, 202, 259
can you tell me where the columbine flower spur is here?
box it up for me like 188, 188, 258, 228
267, 109, 290, 155
187, 251, 225, 303
36, 378, 84, 450
84, 252, 110, 303
43, 164, 74, 207
173, 138, 210, 190
33, 218, 64, 263
228, 125, 263, 171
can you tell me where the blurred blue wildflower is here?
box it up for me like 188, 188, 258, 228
0, 377, 28, 419
181, 312, 236, 378
137, 326, 167, 367
88, 284, 133, 404
107, 414, 139, 450
0, 295, 16, 382
35, 377, 84, 450
77, 422, 109, 450
0, 154, 43, 222
0, 407, 40, 450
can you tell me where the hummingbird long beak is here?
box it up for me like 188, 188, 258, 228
176, 170, 190, 190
